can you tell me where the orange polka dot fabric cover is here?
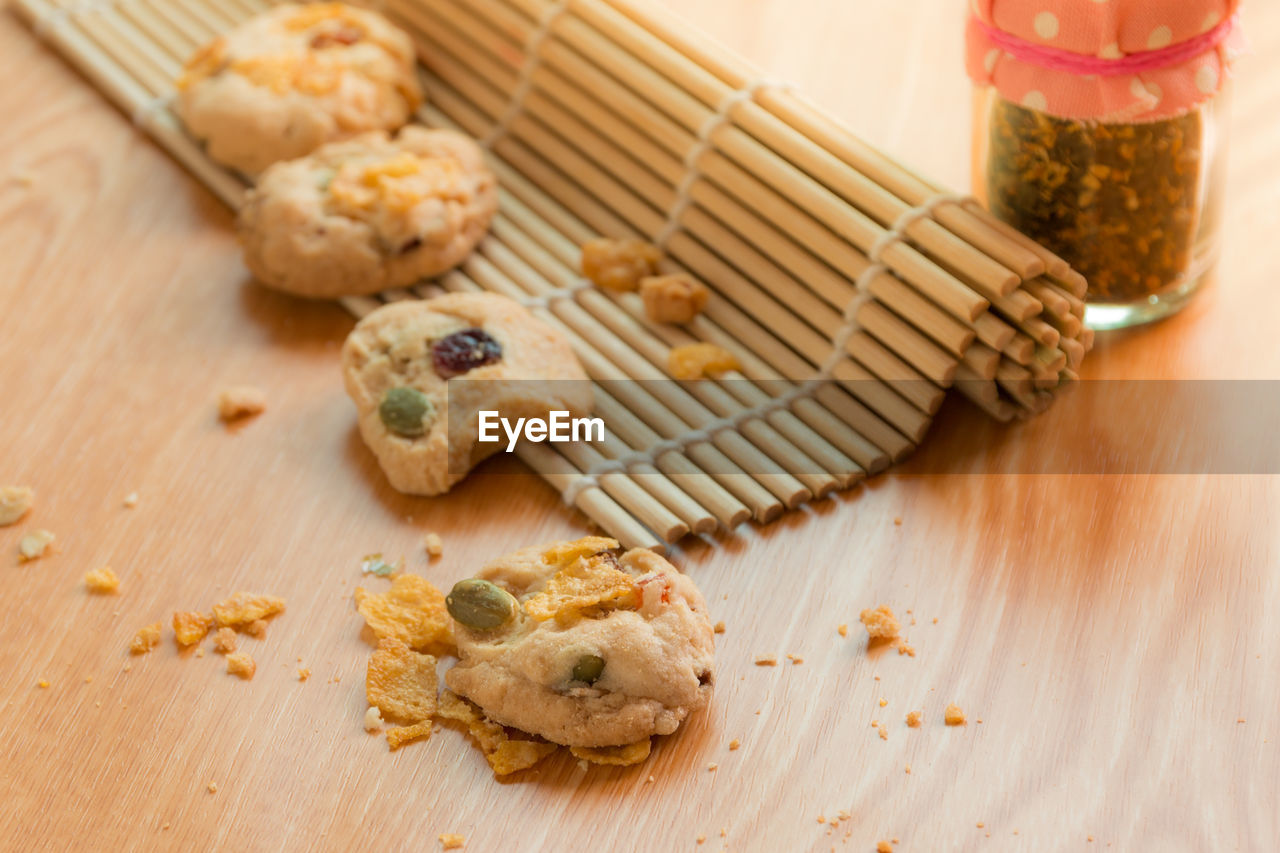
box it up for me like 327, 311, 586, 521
965, 0, 1246, 121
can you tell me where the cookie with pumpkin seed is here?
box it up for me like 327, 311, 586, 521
444, 537, 715, 750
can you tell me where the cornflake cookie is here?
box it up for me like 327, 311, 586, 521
239, 127, 497, 298
176, 3, 421, 175
0, 485, 34, 526
444, 536, 715, 749
341, 293, 592, 496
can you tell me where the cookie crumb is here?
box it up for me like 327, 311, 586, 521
173, 611, 213, 647
18, 529, 56, 563
640, 272, 709, 324
668, 343, 740, 380
817, 816, 826, 824
877, 723, 889, 740
226, 652, 256, 680
646, 775, 655, 783
728, 739, 740, 751
424, 532, 443, 558
906, 710, 922, 728
1237, 718, 1246, 724
877, 841, 893, 853
893, 517, 902, 525
977, 822, 984, 828
364, 706, 383, 732
786, 654, 803, 665
212, 627, 237, 654
580, 237, 660, 291
905, 764, 911, 774
754, 656, 777, 666
84, 567, 120, 594
122, 492, 139, 508
945, 703, 966, 725
695, 836, 706, 846
438, 834, 465, 850
297, 667, 311, 681
244, 619, 268, 638
879, 698, 888, 707
894, 638, 916, 656
130, 623, 162, 655
217, 386, 266, 422
0, 485, 35, 526
37, 679, 49, 689
713, 621, 725, 634
161, 822, 170, 831
837, 623, 848, 637
859, 605, 900, 640
207, 782, 217, 794
707, 763, 718, 772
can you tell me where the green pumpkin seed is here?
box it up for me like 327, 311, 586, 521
378, 387, 432, 437
446, 578, 517, 631
571, 654, 605, 684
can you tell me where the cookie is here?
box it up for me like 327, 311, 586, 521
176, 3, 422, 175
238, 127, 497, 298
341, 293, 593, 496
444, 537, 715, 748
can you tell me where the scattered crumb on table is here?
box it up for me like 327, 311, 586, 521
860, 605, 900, 640
364, 706, 383, 732
713, 621, 725, 634
37, 679, 49, 689
84, 567, 120, 594
728, 739, 740, 751
297, 667, 311, 681
0, 485, 35, 526
207, 782, 217, 794
130, 623, 162, 655
945, 703, 967, 725
212, 627, 237, 654
226, 652, 256, 680
877, 841, 894, 852
217, 386, 266, 422
424, 532, 443, 558
906, 710, 923, 728
122, 492, 139, 508
18, 529, 56, 563
786, 654, 803, 665
438, 834, 465, 850
837, 623, 848, 637
754, 656, 777, 666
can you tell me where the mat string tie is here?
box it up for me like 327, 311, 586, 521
653, 78, 791, 250
560, 190, 965, 508
481, 0, 570, 149
130, 92, 175, 128
33, 0, 118, 37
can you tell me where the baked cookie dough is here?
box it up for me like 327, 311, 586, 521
341, 293, 593, 496
177, 3, 422, 175
444, 537, 715, 748
238, 127, 497, 298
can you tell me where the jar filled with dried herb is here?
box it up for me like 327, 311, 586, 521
966, 1, 1243, 329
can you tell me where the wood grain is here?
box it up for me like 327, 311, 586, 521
2, 2, 1279, 851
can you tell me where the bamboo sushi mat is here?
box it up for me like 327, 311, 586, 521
16, 0, 1096, 551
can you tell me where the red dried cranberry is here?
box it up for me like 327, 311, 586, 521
431, 328, 502, 378
310, 27, 362, 48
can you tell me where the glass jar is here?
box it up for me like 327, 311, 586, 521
972, 88, 1229, 329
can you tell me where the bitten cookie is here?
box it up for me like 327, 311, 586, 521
341, 293, 592, 496
238, 127, 497, 298
176, 3, 421, 175
444, 537, 715, 749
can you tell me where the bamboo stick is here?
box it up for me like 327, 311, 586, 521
596, 0, 1049, 282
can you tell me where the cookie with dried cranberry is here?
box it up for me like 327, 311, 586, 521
341, 293, 592, 495
443, 537, 715, 749
176, 3, 421, 175
238, 126, 497, 298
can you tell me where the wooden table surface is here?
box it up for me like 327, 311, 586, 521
2, 1, 1278, 851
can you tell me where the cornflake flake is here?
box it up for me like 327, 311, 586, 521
173, 611, 213, 646
524, 553, 639, 624
366, 637, 438, 723
212, 592, 285, 628
130, 623, 162, 654
226, 652, 256, 680
354, 574, 451, 654
569, 739, 652, 767
386, 720, 432, 751
436, 690, 557, 776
